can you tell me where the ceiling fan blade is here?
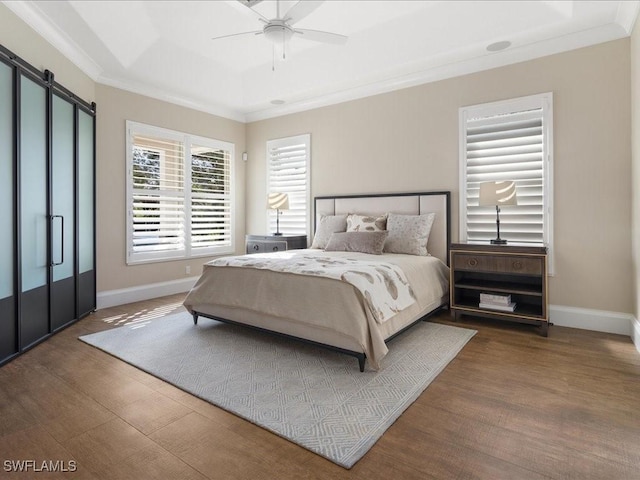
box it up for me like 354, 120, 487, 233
229, 0, 268, 22
284, 1, 324, 24
212, 30, 263, 41
294, 28, 347, 45
237, 0, 264, 7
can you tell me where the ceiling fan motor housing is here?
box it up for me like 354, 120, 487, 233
263, 20, 294, 43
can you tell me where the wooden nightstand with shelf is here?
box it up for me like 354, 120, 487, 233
450, 242, 549, 336
245, 234, 307, 254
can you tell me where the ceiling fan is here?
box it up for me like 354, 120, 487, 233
212, 0, 348, 49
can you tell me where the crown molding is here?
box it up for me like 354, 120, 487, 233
615, 0, 640, 34
97, 74, 247, 124
5, 0, 637, 125
2, 0, 103, 80
245, 21, 629, 122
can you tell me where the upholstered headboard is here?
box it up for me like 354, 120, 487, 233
314, 191, 451, 265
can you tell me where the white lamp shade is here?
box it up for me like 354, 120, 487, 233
268, 192, 289, 210
478, 181, 517, 207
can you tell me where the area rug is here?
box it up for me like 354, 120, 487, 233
79, 312, 476, 468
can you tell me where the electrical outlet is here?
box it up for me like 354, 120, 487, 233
185, 265, 191, 275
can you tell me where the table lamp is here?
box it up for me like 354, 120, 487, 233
478, 181, 517, 245
268, 192, 289, 236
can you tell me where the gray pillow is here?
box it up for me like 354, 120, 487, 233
311, 214, 347, 249
325, 231, 388, 255
384, 213, 435, 256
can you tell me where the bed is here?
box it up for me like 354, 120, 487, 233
183, 191, 451, 371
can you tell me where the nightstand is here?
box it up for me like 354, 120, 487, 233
245, 234, 307, 254
449, 242, 549, 336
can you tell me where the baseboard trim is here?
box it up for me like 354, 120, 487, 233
96, 276, 200, 310
632, 316, 640, 354
97, 288, 638, 342
549, 304, 633, 337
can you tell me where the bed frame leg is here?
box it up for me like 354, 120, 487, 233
192, 313, 199, 325
357, 355, 365, 372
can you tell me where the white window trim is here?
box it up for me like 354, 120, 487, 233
126, 121, 235, 265
265, 133, 311, 236
458, 92, 554, 274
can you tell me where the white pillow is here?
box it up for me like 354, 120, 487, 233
311, 214, 347, 249
384, 213, 436, 256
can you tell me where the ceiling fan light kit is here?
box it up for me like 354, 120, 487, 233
263, 21, 295, 43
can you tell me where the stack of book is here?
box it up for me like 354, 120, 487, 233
479, 293, 516, 312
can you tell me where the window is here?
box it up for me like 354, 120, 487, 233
126, 121, 234, 264
266, 134, 311, 236
459, 93, 554, 271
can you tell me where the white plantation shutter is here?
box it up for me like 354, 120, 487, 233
459, 93, 554, 268
190, 142, 233, 252
465, 110, 544, 242
129, 132, 186, 261
126, 122, 234, 264
267, 134, 310, 236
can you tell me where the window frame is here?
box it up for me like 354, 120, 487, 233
265, 133, 311, 237
458, 92, 554, 273
126, 121, 235, 265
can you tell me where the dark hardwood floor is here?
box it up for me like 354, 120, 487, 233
1, 293, 639, 479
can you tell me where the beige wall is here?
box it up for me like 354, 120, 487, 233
247, 39, 633, 313
0, 5, 247, 293
1, 2, 635, 313
0, 3, 94, 102
632, 16, 640, 321
96, 85, 246, 291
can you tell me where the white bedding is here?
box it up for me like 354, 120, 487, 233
183, 249, 450, 369
207, 250, 416, 323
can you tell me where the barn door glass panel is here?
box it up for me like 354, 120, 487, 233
77, 109, 95, 316
20, 74, 49, 347
0, 62, 16, 360
51, 94, 76, 329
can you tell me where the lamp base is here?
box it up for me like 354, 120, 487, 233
272, 232, 283, 236
490, 238, 507, 245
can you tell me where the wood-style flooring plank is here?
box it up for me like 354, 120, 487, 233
0, 293, 639, 480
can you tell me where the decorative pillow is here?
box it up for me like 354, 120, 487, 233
384, 213, 436, 256
325, 231, 389, 255
346, 213, 387, 232
310, 214, 348, 249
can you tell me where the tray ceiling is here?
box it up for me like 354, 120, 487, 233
5, 0, 639, 122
